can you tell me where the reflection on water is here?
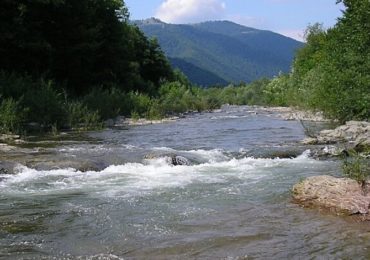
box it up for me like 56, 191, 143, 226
1, 106, 368, 259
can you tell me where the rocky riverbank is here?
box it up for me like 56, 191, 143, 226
255, 106, 329, 122
293, 120, 370, 220
104, 116, 180, 127
302, 121, 370, 151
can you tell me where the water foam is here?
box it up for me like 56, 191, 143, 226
184, 148, 229, 163
0, 150, 319, 198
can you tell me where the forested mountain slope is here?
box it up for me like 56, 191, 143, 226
136, 19, 304, 86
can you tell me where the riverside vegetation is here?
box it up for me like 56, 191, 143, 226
0, 0, 368, 135
0, 0, 369, 226
0, 0, 272, 134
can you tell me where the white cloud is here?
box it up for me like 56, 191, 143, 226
155, 0, 226, 24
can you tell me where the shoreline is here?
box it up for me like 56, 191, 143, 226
117, 105, 331, 128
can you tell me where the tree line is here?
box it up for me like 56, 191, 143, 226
0, 0, 177, 133
0, 0, 368, 135
0, 0, 174, 95
260, 0, 369, 122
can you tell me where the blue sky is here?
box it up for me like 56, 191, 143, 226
124, 0, 344, 41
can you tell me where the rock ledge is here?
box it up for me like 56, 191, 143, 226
303, 121, 370, 147
292, 175, 370, 218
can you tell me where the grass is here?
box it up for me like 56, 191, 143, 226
342, 149, 370, 194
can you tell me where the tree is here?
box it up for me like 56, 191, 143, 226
283, 0, 369, 121
0, 0, 174, 96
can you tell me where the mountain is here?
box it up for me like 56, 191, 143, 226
135, 18, 304, 86
169, 58, 228, 86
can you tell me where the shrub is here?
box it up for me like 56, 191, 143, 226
158, 82, 189, 114
83, 87, 129, 119
128, 92, 152, 117
146, 100, 164, 119
22, 79, 66, 127
343, 150, 370, 193
0, 71, 32, 99
66, 101, 101, 130
263, 75, 290, 106
0, 98, 25, 134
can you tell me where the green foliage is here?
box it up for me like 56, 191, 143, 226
66, 101, 101, 130
273, 1, 370, 122
21, 79, 66, 126
263, 75, 290, 106
83, 88, 129, 119
172, 69, 192, 86
128, 92, 152, 117
137, 20, 303, 86
0, 0, 178, 134
0, 98, 25, 134
342, 150, 370, 188
0, 71, 33, 98
293, 23, 327, 77
146, 100, 164, 120
0, 72, 103, 133
0, 0, 173, 95
158, 82, 191, 114
130, 111, 140, 121
2, 0, 368, 135
240, 78, 271, 105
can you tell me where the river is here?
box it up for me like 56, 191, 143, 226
1, 105, 370, 259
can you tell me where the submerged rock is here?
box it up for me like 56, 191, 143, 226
144, 152, 191, 166
292, 175, 370, 217
171, 155, 191, 166
0, 161, 17, 175
27, 160, 105, 172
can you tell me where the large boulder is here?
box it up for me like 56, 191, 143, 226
292, 175, 370, 216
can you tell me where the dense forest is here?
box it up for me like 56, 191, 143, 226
0, 0, 368, 135
0, 0, 174, 94
0, 0, 176, 133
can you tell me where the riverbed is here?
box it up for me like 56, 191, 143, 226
1, 105, 369, 259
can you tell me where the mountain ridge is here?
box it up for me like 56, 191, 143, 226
135, 18, 304, 86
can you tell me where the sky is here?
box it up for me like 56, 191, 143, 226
124, 0, 345, 41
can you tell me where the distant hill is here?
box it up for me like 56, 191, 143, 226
135, 18, 304, 86
169, 58, 228, 86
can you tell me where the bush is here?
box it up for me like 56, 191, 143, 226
263, 75, 290, 106
0, 98, 25, 133
343, 150, 370, 193
0, 71, 33, 99
21, 79, 66, 127
146, 99, 164, 119
128, 92, 152, 117
83, 88, 129, 119
158, 82, 190, 114
66, 101, 101, 130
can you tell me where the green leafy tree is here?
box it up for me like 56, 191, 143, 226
278, 1, 369, 122
0, 0, 174, 96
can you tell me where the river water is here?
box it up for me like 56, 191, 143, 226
1, 106, 370, 259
